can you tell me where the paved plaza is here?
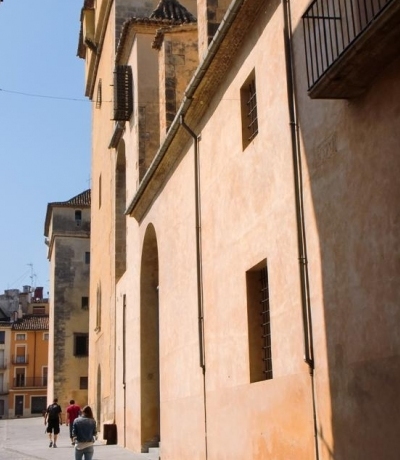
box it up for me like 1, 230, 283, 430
0, 416, 160, 460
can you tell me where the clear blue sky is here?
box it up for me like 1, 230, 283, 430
0, 0, 91, 295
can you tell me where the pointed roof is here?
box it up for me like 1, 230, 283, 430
44, 189, 91, 237
150, 0, 196, 23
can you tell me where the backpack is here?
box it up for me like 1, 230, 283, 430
47, 403, 60, 420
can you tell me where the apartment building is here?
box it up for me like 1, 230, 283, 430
0, 287, 50, 418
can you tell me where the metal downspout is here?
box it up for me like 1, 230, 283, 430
123, 294, 127, 447
282, 0, 319, 458
179, 115, 208, 460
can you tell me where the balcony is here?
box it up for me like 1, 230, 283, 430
12, 355, 29, 365
0, 360, 7, 370
302, 0, 400, 98
12, 377, 47, 388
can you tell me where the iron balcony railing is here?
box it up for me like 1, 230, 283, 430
0, 360, 7, 370
302, 0, 393, 90
12, 377, 47, 388
12, 355, 29, 364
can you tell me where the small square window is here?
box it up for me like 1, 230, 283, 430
16, 333, 26, 341
80, 377, 88, 390
43, 333, 49, 341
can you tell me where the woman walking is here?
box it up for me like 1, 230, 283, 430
72, 405, 97, 460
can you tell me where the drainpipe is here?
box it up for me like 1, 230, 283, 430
282, 1, 319, 458
123, 294, 127, 447
179, 115, 208, 460
179, 115, 205, 371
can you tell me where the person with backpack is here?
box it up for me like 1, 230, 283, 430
44, 397, 62, 448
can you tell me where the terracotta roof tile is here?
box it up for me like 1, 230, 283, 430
48, 189, 91, 208
12, 315, 49, 331
150, 0, 196, 23
44, 189, 91, 237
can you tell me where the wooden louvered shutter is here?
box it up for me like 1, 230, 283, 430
113, 65, 133, 121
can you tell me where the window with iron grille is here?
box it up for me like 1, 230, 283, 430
113, 65, 133, 121
241, 70, 258, 149
96, 79, 102, 109
246, 260, 273, 382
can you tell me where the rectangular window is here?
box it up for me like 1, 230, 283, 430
75, 210, 82, 226
15, 368, 25, 387
80, 377, 88, 390
0, 331, 4, 344
81, 297, 89, 310
43, 333, 49, 341
43, 367, 48, 386
85, 252, 90, 264
241, 70, 258, 149
74, 334, 89, 356
33, 306, 45, 315
247, 260, 273, 382
16, 334, 26, 341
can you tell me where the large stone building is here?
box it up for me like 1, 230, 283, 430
78, 0, 400, 458
44, 190, 91, 414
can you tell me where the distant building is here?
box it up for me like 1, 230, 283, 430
44, 190, 91, 415
0, 309, 11, 418
0, 286, 50, 418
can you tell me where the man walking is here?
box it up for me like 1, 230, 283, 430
44, 398, 62, 448
66, 399, 81, 445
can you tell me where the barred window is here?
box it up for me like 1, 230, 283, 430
241, 70, 258, 149
247, 260, 273, 382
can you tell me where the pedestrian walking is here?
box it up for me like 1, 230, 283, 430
66, 399, 82, 445
72, 405, 97, 460
44, 397, 63, 448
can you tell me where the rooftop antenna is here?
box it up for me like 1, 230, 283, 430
27, 263, 37, 290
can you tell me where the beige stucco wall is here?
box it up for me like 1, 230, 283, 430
84, 0, 400, 458
290, 2, 400, 458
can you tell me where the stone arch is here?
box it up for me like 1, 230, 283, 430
140, 223, 160, 451
115, 140, 127, 280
